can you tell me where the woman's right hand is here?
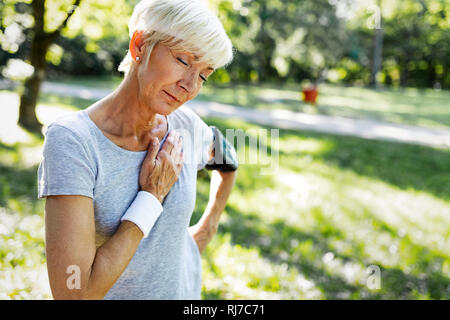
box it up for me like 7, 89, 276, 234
139, 130, 184, 202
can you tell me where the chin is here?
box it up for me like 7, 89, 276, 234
146, 98, 176, 116
156, 103, 180, 116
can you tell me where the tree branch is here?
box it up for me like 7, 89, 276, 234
47, 0, 82, 41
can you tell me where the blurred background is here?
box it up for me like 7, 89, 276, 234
0, 0, 449, 299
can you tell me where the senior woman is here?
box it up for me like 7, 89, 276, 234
37, 0, 237, 300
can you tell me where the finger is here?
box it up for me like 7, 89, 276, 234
142, 137, 159, 169
169, 132, 183, 158
174, 146, 183, 164
161, 150, 176, 173
174, 141, 183, 164
171, 134, 183, 157
157, 149, 172, 168
176, 151, 184, 170
148, 137, 160, 161
171, 150, 182, 170
161, 131, 178, 155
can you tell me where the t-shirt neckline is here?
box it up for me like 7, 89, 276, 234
80, 109, 171, 155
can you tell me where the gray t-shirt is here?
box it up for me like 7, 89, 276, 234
37, 105, 213, 299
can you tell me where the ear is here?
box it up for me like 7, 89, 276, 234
129, 30, 145, 62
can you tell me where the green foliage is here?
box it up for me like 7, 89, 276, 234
1, 0, 448, 88
0, 0, 133, 77
349, 0, 450, 88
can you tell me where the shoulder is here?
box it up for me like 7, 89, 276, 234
44, 110, 94, 148
41, 111, 98, 172
40, 111, 97, 175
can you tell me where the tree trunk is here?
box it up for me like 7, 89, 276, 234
18, 34, 51, 134
369, 0, 383, 88
370, 28, 384, 87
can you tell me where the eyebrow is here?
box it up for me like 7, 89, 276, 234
192, 54, 214, 71
171, 47, 214, 72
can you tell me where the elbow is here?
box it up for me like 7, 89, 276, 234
52, 288, 104, 300
48, 262, 105, 300
218, 169, 237, 181
50, 275, 105, 300
52, 289, 86, 300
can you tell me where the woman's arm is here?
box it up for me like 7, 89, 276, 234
189, 169, 237, 253
45, 195, 143, 299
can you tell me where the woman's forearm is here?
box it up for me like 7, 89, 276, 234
192, 170, 236, 252
82, 221, 143, 299
200, 170, 236, 227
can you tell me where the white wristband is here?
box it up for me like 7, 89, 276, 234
121, 191, 163, 238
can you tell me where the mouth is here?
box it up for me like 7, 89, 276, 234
163, 90, 179, 103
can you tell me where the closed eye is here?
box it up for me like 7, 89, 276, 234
177, 56, 207, 82
177, 57, 188, 66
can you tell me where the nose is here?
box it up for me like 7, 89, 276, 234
177, 70, 198, 97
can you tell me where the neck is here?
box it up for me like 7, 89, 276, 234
100, 75, 160, 140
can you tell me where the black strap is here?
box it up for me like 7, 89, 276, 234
205, 126, 238, 172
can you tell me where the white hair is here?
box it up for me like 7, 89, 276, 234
118, 0, 234, 75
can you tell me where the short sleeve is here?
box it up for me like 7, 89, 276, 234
37, 124, 96, 199
191, 112, 214, 171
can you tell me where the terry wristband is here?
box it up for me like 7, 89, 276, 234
120, 191, 163, 238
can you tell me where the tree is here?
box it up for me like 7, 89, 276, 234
214, 0, 352, 83
1, 0, 134, 133
371, 0, 448, 88
18, 0, 81, 134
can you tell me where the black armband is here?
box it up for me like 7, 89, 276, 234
205, 126, 238, 172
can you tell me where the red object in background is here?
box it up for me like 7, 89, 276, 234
302, 86, 318, 104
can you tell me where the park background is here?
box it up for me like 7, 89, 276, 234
0, 0, 449, 299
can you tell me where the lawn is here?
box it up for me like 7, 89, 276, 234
0, 89, 449, 299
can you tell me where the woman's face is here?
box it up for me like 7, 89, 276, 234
136, 42, 214, 115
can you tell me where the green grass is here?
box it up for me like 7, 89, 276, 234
0, 90, 449, 299
193, 118, 450, 299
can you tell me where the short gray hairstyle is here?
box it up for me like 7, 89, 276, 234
118, 0, 234, 75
